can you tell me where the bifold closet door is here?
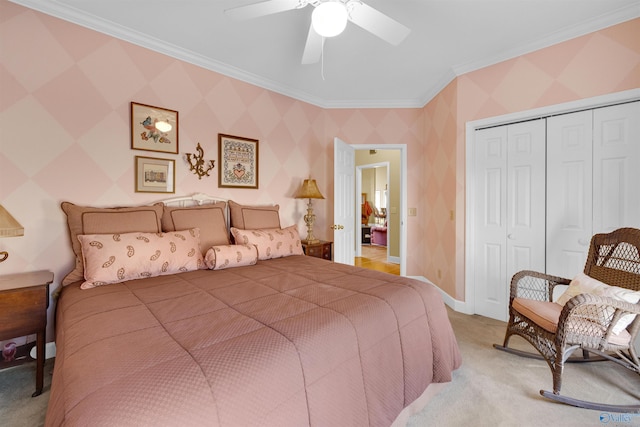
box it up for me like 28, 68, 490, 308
546, 110, 593, 278
547, 101, 640, 278
593, 101, 640, 233
474, 119, 545, 321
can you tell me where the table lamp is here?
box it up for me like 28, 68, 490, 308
0, 205, 24, 263
295, 179, 325, 244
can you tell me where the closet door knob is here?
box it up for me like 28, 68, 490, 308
507, 234, 514, 240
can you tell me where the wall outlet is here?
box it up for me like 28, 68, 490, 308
408, 207, 417, 216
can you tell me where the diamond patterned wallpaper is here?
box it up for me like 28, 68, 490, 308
425, 17, 639, 302
1, 0, 638, 346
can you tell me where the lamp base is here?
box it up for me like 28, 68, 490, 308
302, 198, 320, 246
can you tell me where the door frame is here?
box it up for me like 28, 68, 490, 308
336, 143, 407, 276
464, 88, 639, 316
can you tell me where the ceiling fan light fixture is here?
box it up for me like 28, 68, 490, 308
312, 2, 348, 38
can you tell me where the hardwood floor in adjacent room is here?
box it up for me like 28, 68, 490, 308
355, 245, 400, 275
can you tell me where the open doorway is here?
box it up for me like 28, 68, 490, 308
355, 149, 402, 275
354, 162, 400, 275
357, 162, 389, 257
333, 139, 406, 276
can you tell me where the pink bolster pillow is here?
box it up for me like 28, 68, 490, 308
204, 244, 258, 270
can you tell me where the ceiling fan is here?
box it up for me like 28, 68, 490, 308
225, 0, 411, 64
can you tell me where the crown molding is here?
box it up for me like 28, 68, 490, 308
453, 4, 640, 76
0, 0, 474, 109
10, 1, 639, 110
417, 69, 458, 107
9, 1, 338, 106
10, 0, 428, 109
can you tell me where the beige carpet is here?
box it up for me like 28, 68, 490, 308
407, 309, 640, 427
1, 310, 638, 427
0, 358, 52, 427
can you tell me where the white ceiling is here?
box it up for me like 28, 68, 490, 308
11, 0, 640, 108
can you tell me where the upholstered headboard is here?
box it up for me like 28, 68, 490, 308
160, 192, 228, 207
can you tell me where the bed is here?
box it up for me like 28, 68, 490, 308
45, 193, 461, 426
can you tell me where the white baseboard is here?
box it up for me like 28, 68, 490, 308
408, 275, 474, 315
30, 342, 56, 360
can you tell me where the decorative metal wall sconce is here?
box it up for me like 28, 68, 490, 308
186, 143, 215, 179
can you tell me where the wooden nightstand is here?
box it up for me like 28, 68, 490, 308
301, 240, 333, 261
0, 270, 53, 397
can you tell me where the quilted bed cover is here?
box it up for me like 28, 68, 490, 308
46, 256, 461, 426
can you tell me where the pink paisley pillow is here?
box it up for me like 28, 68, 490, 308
78, 229, 203, 289
60, 201, 164, 286
230, 225, 304, 260
204, 244, 258, 270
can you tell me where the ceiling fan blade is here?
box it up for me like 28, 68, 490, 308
347, 2, 410, 46
225, 0, 305, 21
301, 24, 322, 64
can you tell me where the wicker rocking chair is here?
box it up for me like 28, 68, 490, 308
494, 227, 640, 413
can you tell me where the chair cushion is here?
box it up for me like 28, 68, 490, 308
513, 298, 562, 333
513, 297, 632, 346
609, 330, 631, 346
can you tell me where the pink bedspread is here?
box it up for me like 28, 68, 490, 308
46, 256, 461, 426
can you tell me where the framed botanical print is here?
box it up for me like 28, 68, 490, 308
218, 134, 259, 189
135, 156, 175, 193
131, 102, 178, 154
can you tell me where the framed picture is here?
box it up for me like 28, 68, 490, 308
218, 134, 259, 189
135, 156, 175, 193
131, 102, 178, 154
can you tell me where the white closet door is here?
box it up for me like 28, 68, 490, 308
475, 126, 508, 320
506, 121, 546, 284
475, 120, 545, 321
547, 101, 640, 279
546, 110, 593, 278
593, 101, 640, 232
